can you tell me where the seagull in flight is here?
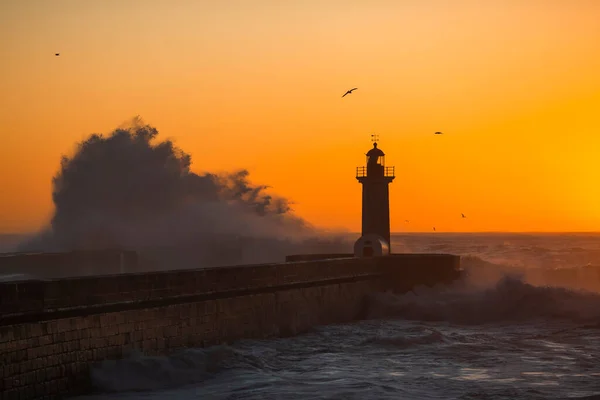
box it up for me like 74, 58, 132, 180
461, 213, 466, 218
342, 88, 358, 97
434, 131, 443, 135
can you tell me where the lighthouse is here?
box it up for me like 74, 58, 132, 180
355, 136, 395, 255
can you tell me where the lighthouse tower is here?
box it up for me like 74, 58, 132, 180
355, 136, 395, 253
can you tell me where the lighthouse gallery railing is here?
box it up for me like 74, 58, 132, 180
356, 166, 395, 178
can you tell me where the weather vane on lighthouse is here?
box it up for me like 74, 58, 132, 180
371, 134, 379, 144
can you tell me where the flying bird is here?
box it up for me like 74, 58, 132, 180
434, 131, 443, 135
342, 88, 358, 97
405, 220, 409, 223
461, 213, 466, 218
55, 53, 60, 56
433, 227, 436, 231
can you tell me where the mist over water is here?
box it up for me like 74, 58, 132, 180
14, 117, 351, 269
394, 233, 600, 293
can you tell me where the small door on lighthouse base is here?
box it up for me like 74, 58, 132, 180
353, 234, 390, 258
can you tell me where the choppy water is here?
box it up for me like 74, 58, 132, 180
72, 234, 600, 399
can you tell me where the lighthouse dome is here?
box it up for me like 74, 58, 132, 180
366, 142, 385, 157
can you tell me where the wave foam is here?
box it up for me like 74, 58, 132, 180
366, 276, 600, 325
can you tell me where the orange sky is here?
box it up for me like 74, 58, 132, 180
1, 0, 600, 233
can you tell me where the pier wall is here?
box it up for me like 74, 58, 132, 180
0, 254, 460, 399
0, 250, 139, 280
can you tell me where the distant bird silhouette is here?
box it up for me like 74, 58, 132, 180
434, 131, 443, 135
461, 213, 466, 218
405, 220, 409, 223
433, 227, 436, 231
342, 88, 358, 97
55, 53, 60, 56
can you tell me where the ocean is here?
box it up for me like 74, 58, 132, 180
5, 233, 600, 399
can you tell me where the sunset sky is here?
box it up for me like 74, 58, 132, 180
1, 0, 600, 233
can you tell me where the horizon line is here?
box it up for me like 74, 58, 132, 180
372, 231, 600, 235
1, 230, 600, 237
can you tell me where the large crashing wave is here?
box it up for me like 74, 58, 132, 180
367, 274, 600, 325
18, 118, 351, 268
364, 254, 600, 324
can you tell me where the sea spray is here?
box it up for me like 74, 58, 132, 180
366, 275, 600, 324
17, 118, 352, 270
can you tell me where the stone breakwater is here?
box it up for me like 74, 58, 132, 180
0, 254, 460, 399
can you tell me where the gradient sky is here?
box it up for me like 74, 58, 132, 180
1, 0, 600, 233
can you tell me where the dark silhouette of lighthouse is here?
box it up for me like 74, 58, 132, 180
356, 135, 395, 252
